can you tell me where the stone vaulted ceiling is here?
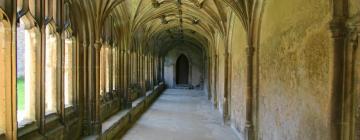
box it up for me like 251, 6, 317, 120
71, 0, 262, 55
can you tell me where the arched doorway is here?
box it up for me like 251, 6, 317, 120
176, 55, 189, 85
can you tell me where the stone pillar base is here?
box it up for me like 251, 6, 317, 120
245, 124, 254, 140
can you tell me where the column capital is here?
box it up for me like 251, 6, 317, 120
82, 42, 88, 48
94, 41, 102, 50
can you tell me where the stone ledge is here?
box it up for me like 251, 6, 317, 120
100, 83, 165, 140
0, 129, 5, 140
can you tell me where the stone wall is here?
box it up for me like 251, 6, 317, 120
258, 0, 332, 139
349, 0, 360, 17
228, 13, 248, 137
164, 45, 204, 88
216, 33, 226, 114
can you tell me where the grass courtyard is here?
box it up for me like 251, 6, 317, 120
17, 78, 25, 111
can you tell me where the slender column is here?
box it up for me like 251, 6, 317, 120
328, 1, 348, 139
329, 18, 346, 140
109, 45, 113, 92
81, 43, 90, 135
140, 54, 145, 94
125, 50, 131, 107
121, 50, 124, 93
213, 54, 218, 108
151, 56, 154, 87
223, 51, 230, 121
137, 51, 140, 84
162, 57, 165, 82
6, 1, 18, 138
245, 46, 255, 140
208, 55, 212, 100
58, 0, 65, 124
92, 41, 101, 134
35, 0, 46, 134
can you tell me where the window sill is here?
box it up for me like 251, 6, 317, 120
17, 119, 35, 129
65, 104, 73, 109
0, 129, 5, 136
45, 113, 60, 124
65, 105, 77, 117
17, 121, 38, 137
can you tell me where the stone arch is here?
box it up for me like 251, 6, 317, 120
44, 21, 60, 114
16, 11, 41, 125
176, 54, 190, 85
172, 52, 192, 88
64, 25, 76, 107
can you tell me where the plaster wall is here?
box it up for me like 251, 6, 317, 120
258, 0, 332, 139
164, 45, 204, 88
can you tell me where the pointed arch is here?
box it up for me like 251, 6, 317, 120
16, 12, 41, 126
176, 54, 190, 85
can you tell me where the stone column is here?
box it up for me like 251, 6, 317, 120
121, 50, 124, 93
329, 18, 346, 140
116, 46, 120, 90
213, 54, 218, 108
92, 41, 101, 134
109, 45, 113, 92
125, 50, 132, 108
245, 46, 254, 140
343, 22, 360, 140
208, 55, 212, 100
137, 51, 140, 84
329, 1, 348, 139
81, 42, 90, 135
140, 54, 145, 95
223, 51, 230, 122
152, 56, 154, 86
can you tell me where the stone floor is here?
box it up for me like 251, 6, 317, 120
120, 89, 240, 140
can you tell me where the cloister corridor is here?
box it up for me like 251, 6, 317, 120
0, 0, 360, 140
120, 89, 239, 140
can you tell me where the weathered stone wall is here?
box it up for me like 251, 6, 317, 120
164, 45, 204, 88
349, 0, 360, 17
217, 33, 226, 113
258, 0, 332, 139
228, 13, 248, 136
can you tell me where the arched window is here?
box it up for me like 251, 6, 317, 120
64, 30, 75, 107
100, 45, 106, 95
176, 54, 189, 85
105, 46, 111, 92
112, 47, 117, 90
45, 23, 59, 114
16, 13, 40, 126
63, 3, 75, 107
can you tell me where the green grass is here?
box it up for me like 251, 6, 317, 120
17, 78, 25, 111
